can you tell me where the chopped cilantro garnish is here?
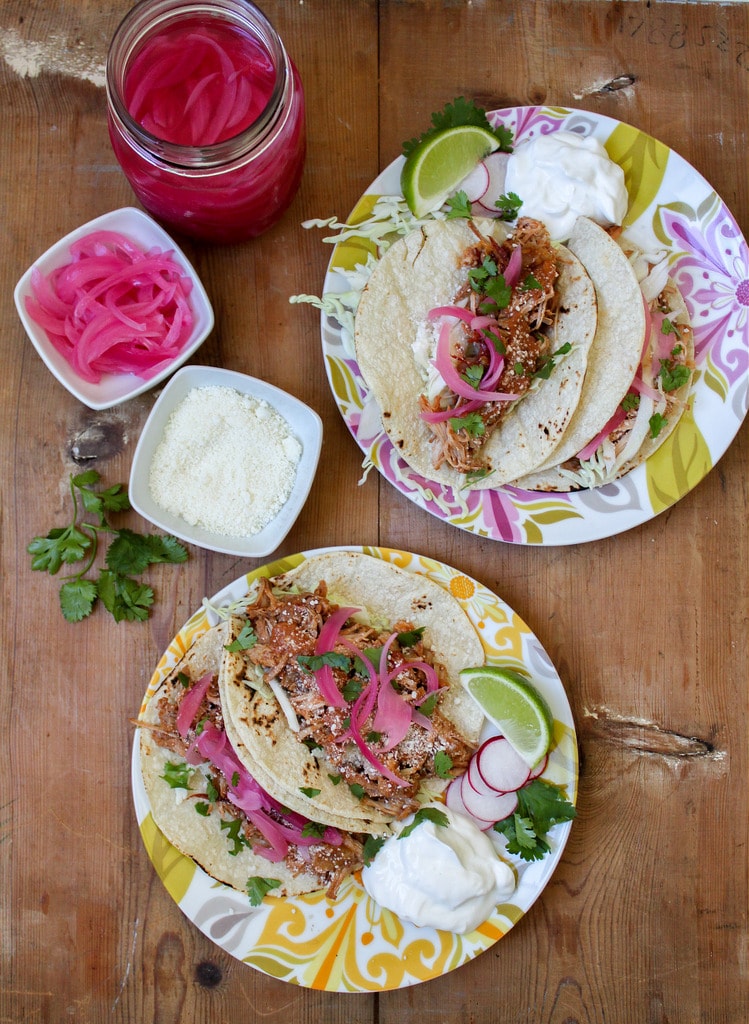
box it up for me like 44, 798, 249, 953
194, 801, 210, 816
220, 818, 248, 856
449, 411, 485, 437
161, 761, 191, 790
299, 787, 322, 799
533, 342, 572, 380
399, 806, 449, 839
461, 364, 485, 389
520, 273, 541, 292
328, 773, 342, 786
343, 677, 365, 702
495, 191, 523, 222
418, 692, 439, 716
231, 771, 240, 788
177, 671, 190, 688
246, 876, 281, 906
362, 834, 386, 866
433, 750, 453, 779
657, 360, 690, 392
297, 651, 351, 673
301, 820, 327, 838
660, 317, 679, 337
513, 362, 526, 376
349, 782, 365, 800
621, 392, 640, 412
224, 622, 257, 652
649, 412, 668, 438
445, 190, 472, 219
206, 777, 219, 803
396, 626, 425, 648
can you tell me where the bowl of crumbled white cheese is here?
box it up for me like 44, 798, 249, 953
129, 365, 322, 556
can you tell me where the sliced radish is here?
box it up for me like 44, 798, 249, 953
460, 772, 516, 826
527, 753, 548, 780
476, 736, 531, 793
467, 752, 502, 796
457, 162, 490, 203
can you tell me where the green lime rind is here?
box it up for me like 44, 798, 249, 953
400, 125, 501, 218
460, 665, 553, 768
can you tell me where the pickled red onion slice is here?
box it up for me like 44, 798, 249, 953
25, 231, 195, 384
504, 245, 523, 288
175, 672, 213, 738
433, 319, 519, 402
313, 605, 360, 709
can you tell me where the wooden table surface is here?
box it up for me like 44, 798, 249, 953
2, 1, 747, 1021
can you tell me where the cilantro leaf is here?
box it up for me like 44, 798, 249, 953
59, 578, 98, 622
220, 818, 248, 856
299, 787, 322, 799
349, 782, 365, 800
649, 412, 667, 438
445, 190, 472, 219
161, 761, 191, 789
657, 360, 690, 392
225, 622, 257, 652
621, 392, 640, 412
433, 751, 453, 779
362, 834, 386, 866
396, 627, 425, 648
495, 191, 523, 222
28, 525, 93, 574
246, 876, 281, 906
494, 779, 576, 861
398, 806, 449, 839
402, 97, 513, 158
97, 570, 154, 622
449, 411, 485, 437
297, 651, 351, 673
106, 529, 156, 575
342, 677, 364, 702
194, 801, 210, 816
301, 820, 326, 838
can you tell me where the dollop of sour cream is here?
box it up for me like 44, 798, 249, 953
504, 130, 628, 242
361, 807, 516, 934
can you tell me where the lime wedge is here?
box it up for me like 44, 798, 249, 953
401, 125, 501, 218
461, 666, 554, 768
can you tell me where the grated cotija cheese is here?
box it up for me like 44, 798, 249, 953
149, 385, 302, 537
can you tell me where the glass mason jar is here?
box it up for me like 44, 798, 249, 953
106, 0, 306, 243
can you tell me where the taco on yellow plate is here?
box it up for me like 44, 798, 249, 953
353, 215, 598, 488
138, 552, 485, 899
219, 551, 485, 833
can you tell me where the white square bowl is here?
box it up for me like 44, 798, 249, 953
13, 207, 214, 410
129, 365, 323, 558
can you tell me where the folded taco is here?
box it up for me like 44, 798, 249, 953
514, 219, 694, 490
139, 552, 485, 899
353, 215, 598, 488
139, 620, 368, 900
219, 551, 485, 833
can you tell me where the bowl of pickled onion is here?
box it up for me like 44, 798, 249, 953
13, 207, 214, 410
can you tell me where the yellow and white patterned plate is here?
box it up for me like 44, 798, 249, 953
132, 546, 578, 991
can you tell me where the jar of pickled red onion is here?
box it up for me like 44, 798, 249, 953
106, 0, 306, 243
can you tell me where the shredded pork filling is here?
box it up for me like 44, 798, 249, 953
244, 577, 474, 819
148, 669, 364, 898
421, 217, 561, 473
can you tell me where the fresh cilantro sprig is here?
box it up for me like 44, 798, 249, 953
402, 97, 514, 159
246, 876, 281, 906
398, 806, 449, 840
493, 779, 576, 862
27, 470, 187, 623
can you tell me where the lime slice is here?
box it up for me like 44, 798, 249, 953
401, 125, 501, 218
461, 666, 554, 768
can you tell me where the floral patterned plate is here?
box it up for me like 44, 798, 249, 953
132, 546, 578, 991
318, 106, 749, 544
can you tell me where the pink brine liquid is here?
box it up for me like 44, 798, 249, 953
108, 16, 305, 242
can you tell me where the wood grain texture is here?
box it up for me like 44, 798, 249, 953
1, 1, 746, 1022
